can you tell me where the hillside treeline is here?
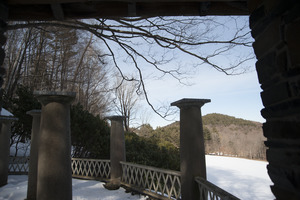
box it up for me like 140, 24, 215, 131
136, 113, 267, 160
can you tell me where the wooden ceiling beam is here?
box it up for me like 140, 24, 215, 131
128, 2, 137, 17
7, 0, 247, 5
6, 1, 249, 20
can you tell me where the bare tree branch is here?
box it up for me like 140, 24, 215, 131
6, 16, 254, 119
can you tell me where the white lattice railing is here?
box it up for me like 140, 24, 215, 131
8, 156, 30, 175
195, 177, 240, 200
8, 157, 240, 200
71, 158, 111, 180
120, 161, 181, 199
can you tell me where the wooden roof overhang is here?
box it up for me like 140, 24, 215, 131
4, 0, 249, 21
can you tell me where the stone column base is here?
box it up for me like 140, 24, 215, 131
104, 178, 121, 190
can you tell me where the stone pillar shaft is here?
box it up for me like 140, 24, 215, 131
107, 116, 126, 189
171, 98, 210, 200
0, 5, 8, 181
0, 2, 8, 92
0, 119, 11, 187
26, 110, 41, 200
35, 91, 75, 200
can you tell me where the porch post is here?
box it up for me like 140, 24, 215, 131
35, 91, 75, 200
171, 98, 210, 200
105, 116, 126, 190
26, 109, 41, 200
0, 115, 17, 187
0, 2, 8, 100
0, 5, 8, 182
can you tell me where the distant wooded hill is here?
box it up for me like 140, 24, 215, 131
135, 113, 266, 160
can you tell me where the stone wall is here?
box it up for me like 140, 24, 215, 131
249, 0, 300, 199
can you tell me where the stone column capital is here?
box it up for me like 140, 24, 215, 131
0, 116, 18, 123
26, 109, 41, 116
171, 98, 211, 109
34, 91, 76, 105
106, 115, 126, 122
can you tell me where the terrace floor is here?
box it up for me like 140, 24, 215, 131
0, 176, 148, 200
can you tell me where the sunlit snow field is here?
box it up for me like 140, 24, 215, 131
0, 155, 275, 200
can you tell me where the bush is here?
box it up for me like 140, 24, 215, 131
125, 132, 180, 171
3, 86, 110, 158
3, 85, 41, 144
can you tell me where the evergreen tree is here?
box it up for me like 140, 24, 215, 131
71, 103, 110, 158
3, 85, 41, 156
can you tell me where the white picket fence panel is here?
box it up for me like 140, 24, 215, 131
71, 158, 110, 180
8, 157, 239, 200
120, 161, 181, 199
8, 156, 29, 175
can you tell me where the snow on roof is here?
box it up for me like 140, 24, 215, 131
0, 108, 14, 117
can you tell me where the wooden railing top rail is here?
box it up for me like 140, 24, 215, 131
120, 161, 181, 176
72, 158, 110, 162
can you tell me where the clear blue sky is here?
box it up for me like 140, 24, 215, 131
142, 62, 265, 128
133, 43, 264, 128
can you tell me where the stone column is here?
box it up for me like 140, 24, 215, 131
105, 116, 126, 190
35, 91, 75, 200
249, 0, 300, 199
0, 116, 17, 187
0, 2, 8, 95
171, 98, 210, 200
0, 3, 8, 160
26, 110, 41, 200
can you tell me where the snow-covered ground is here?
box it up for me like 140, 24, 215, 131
0, 176, 148, 200
0, 155, 275, 200
206, 155, 274, 200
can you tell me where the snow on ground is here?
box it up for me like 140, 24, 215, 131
206, 155, 275, 200
0, 156, 275, 200
73, 179, 148, 200
0, 176, 28, 200
0, 176, 148, 200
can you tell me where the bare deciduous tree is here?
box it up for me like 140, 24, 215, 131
113, 78, 140, 131
4, 26, 111, 117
